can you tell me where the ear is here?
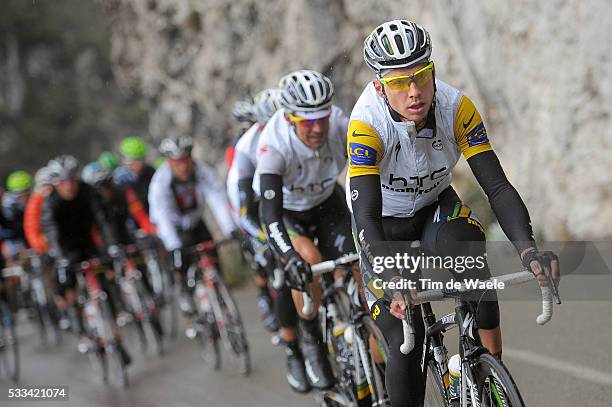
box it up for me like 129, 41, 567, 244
373, 80, 385, 97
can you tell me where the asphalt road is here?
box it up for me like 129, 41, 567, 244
2, 286, 611, 407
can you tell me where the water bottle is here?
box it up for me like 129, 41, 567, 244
332, 321, 349, 357
447, 354, 461, 401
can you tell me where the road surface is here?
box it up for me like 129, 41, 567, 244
2, 287, 611, 407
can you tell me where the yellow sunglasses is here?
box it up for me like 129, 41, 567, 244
379, 62, 435, 91
286, 112, 331, 127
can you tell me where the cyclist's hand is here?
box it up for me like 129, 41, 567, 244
284, 252, 312, 291
390, 291, 407, 320
521, 248, 560, 287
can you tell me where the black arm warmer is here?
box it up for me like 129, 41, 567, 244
350, 174, 401, 284
259, 173, 296, 261
237, 177, 263, 238
467, 150, 535, 253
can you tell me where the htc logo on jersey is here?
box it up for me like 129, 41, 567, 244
288, 178, 335, 194
383, 167, 448, 194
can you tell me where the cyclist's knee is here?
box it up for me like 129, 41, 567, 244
475, 299, 500, 329
290, 236, 321, 265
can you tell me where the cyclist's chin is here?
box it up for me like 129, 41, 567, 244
305, 135, 326, 149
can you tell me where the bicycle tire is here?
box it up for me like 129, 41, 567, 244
215, 280, 251, 375
0, 303, 20, 382
99, 299, 129, 388
135, 281, 164, 356
325, 288, 372, 407
424, 360, 448, 407
196, 311, 221, 371
471, 353, 525, 407
105, 341, 129, 388
359, 315, 392, 407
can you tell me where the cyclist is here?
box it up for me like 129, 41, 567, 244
42, 156, 131, 363
24, 167, 54, 254
1, 171, 33, 267
113, 136, 156, 215
348, 20, 561, 406
227, 88, 282, 334
2, 171, 33, 242
226, 98, 258, 169
257, 70, 353, 392
148, 135, 238, 337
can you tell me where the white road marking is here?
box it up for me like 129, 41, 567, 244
505, 347, 612, 386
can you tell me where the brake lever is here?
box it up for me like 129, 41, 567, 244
543, 263, 562, 305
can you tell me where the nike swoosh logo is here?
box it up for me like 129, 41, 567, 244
462, 111, 476, 129
352, 130, 374, 138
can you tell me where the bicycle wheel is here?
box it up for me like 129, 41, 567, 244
160, 270, 179, 339
359, 315, 392, 407
35, 303, 61, 347
195, 310, 221, 371
99, 300, 129, 388
133, 281, 164, 356
424, 360, 448, 407
0, 302, 20, 382
214, 280, 250, 375
472, 353, 525, 407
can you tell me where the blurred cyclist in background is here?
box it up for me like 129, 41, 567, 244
149, 134, 238, 338
2, 171, 34, 264
24, 167, 54, 255
226, 88, 282, 334
113, 136, 156, 215
226, 98, 258, 170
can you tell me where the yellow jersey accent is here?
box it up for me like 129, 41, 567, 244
347, 120, 383, 176
454, 95, 493, 159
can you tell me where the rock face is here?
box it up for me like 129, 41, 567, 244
0, 0, 147, 177
105, 0, 612, 239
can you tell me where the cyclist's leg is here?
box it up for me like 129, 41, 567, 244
280, 213, 322, 320
420, 187, 501, 356
353, 207, 431, 407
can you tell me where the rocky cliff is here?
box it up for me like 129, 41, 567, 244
0, 0, 147, 178
104, 0, 612, 239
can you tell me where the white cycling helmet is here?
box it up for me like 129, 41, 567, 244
159, 135, 193, 159
278, 70, 334, 114
253, 88, 282, 123
81, 162, 112, 187
364, 20, 432, 74
34, 166, 53, 189
47, 155, 79, 184
232, 99, 257, 124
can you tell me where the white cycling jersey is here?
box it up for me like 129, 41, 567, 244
345, 79, 492, 217
149, 161, 236, 251
255, 105, 350, 211
226, 122, 265, 215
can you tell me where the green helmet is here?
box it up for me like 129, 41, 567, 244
119, 136, 148, 160
6, 170, 33, 193
98, 151, 120, 170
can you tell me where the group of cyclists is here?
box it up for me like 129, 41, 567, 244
0, 19, 561, 407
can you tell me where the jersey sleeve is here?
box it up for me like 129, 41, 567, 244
454, 95, 493, 159
347, 120, 384, 177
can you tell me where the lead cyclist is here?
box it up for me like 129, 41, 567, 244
347, 20, 561, 406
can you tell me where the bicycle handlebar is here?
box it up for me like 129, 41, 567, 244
301, 253, 359, 315
399, 269, 559, 355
